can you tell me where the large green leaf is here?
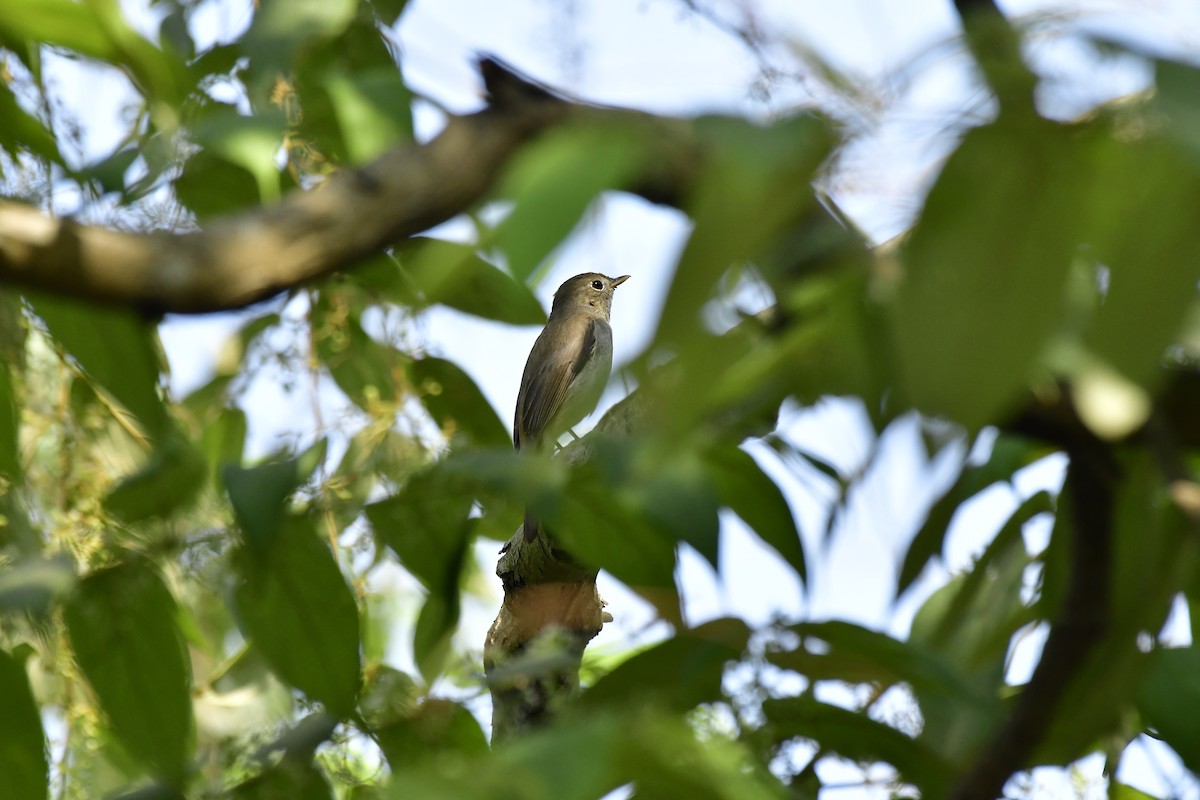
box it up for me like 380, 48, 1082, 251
397, 238, 546, 325
0, 81, 60, 165
893, 120, 1085, 428
31, 296, 171, 440
190, 107, 288, 203
239, 0, 358, 101
0, 648, 46, 800
64, 559, 193, 783
493, 123, 648, 281
762, 696, 951, 797
223, 439, 327, 551
312, 294, 402, 409
103, 435, 207, 523
324, 66, 413, 163
1137, 646, 1200, 772
583, 618, 748, 712
703, 444, 805, 585
365, 467, 473, 680
232, 516, 362, 716
409, 356, 510, 448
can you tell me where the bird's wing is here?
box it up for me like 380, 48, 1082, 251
514, 317, 605, 449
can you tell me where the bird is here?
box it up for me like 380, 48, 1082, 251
514, 272, 629, 538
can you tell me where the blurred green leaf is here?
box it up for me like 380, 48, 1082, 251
365, 466, 472, 680
1083, 126, 1200, 388
370, 696, 487, 770
398, 238, 546, 325
312, 290, 402, 409
626, 448, 721, 570
704, 444, 805, 585
0, 647, 45, 800
77, 146, 139, 196
198, 406, 248, 481
240, 0, 357, 100
191, 108, 288, 203
584, 618, 747, 712
410, 356, 509, 448
64, 559, 193, 783
762, 696, 951, 797
0, 82, 60, 165
894, 120, 1084, 428
223, 439, 328, 551
898, 434, 1037, 595
1138, 648, 1200, 772
0, 358, 19, 480
655, 114, 832, 348
31, 295, 171, 440
103, 436, 207, 522
175, 149, 263, 220
494, 124, 647, 281
325, 67, 413, 163
231, 757, 332, 800
232, 516, 362, 715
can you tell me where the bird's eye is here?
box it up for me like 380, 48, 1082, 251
591, 280, 603, 290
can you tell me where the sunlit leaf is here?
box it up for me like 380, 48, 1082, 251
325, 66, 413, 163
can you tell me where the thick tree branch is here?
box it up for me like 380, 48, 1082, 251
0, 59, 699, 314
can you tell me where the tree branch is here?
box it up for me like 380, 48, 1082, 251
0, 59, 699, 314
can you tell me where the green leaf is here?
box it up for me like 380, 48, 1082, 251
223, 439, 327, 551
0, 648, 46, 800
893, 120, 1084, 428
312, 292, 402, 409
0, 358, 20, 480
240, 0, 358, 98
762, 696, 951, 797
175, 149, 262, 220
0, 81, 60, 165
368, 693, 487, 770
398, 238, 546, 325
197, 406, 247, 481
232, 516, 362, 715
703, 444, 805, 585
31, 296, 171, 440
773, 621, 985, 708
898, 434, 1036, 595
1083, 126, 1200, 388
583, 618, 748, 712
103, 436, 207, 522
231, 758, 332, 800
191, 108, 288, 203
324, 66, 413, 163
654, 114, 832, 348
494, 124, 647, 281
64, 559, 193, 783
625, 449, 721, 570
77, 146, 139, 196
365, 467, 472, 680
409, 356, 510, 448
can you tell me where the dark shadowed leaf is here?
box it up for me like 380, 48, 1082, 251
64, 559, 193, 783
223, 439, 327, 551
0, 81, 60, 165
175, 149, 262, 219
0, 647, 46, 800
703, 444, 805, 585
232, 516, 361, 716
103, 436, 207, 522
410, 356, 509, 448
762, 696, 951, 797
584, 618, 748, 712
231, 757, 332, 800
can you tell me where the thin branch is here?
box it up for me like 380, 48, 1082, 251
952, 0, 1039, 117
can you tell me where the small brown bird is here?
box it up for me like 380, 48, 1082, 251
514, 272, 629, 537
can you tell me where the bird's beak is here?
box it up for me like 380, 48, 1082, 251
611, 275, 631, 288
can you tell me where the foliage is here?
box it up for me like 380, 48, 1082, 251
0, 1, 1197, 798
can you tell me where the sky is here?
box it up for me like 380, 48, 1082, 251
38, 0, 1200, 796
